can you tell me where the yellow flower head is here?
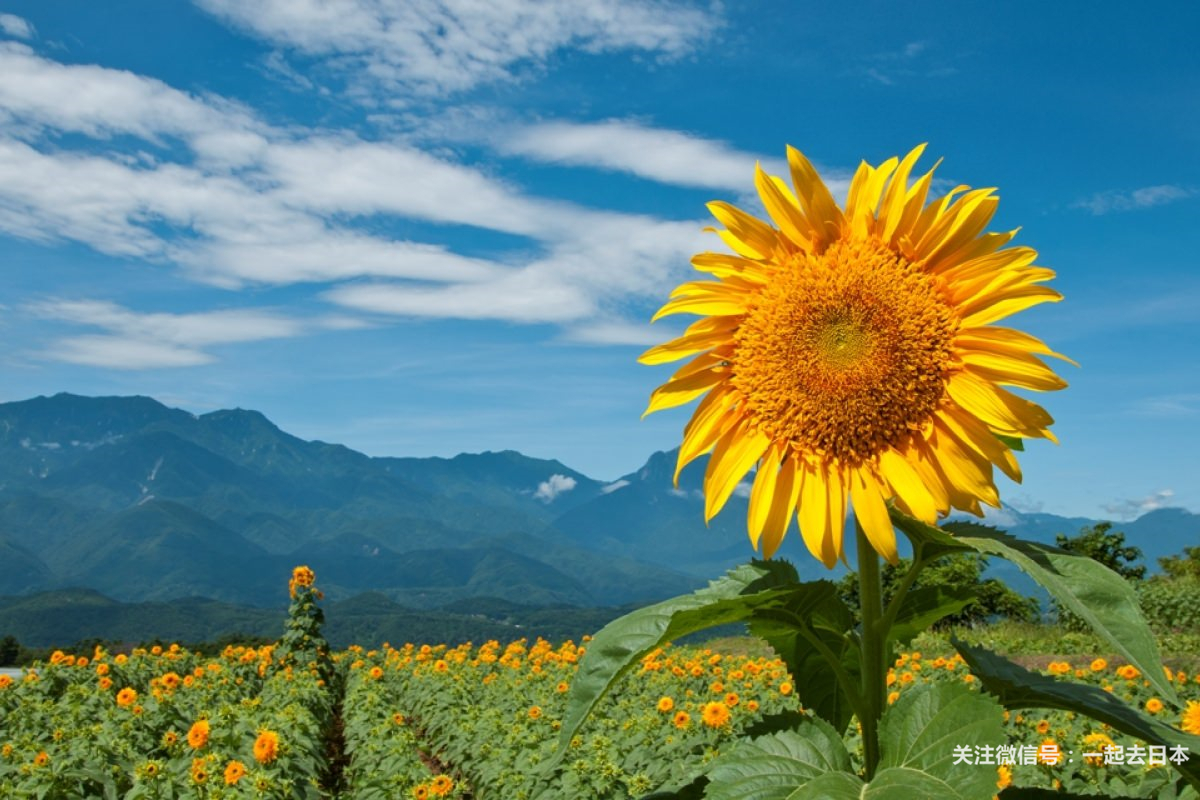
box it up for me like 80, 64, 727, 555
657, 696, 675, 713
224, 760, 247, 785
187, 720, 210, 749
702, 701, 732, 728
116, 687, 138, 707
641, 146, 1068, 566
1090, 657, 1108, 672
1146, 697, 1164, 714
430, 775, 454, 796
254, 729, 279, 764
673, 710, 691, 729
1182, 700, 1200, 736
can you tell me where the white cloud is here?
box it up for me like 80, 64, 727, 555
1132, 393, 1200, 417
732, 481, 752, 499
500, 120, 779, 191
534, 473, 577, 502
600, 478, 630, 494
1073, 185, 1195, 215
29, 299, 310, 369
563, 320, 666, 346
1102, 489, 1175, 520
193, 0, 721, 98
0, 14, 34, 40
0, 43, 257, 142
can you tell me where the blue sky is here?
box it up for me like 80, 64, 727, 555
0, 0, 1197, 521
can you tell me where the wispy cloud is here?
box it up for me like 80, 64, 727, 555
192, 0, 722, 99
0, 14, 34, 40
29, 299, 313, 369
1131, 393, 1200, 417
1072, 185, 1195, 215
1102, 489, 1175, 520
499, 119, 779, 191
861, 40, 954, 86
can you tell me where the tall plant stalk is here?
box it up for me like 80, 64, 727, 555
856, 522, 887, 779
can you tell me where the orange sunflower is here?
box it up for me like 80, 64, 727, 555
642, 145, 1069, 566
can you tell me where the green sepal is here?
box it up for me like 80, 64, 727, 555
953, 640, 1200, 790
994, 433, 1024, 451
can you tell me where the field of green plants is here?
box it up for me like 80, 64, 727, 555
2, 634, 1199, 799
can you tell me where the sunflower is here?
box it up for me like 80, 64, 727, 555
641, 145, 1068, 565
253, 729, 279, 764
116, 687, 138, 707
430, 775, 454, 796
701, 701, 732, 728
187, 719, 210, 749
1182, 701, 1200, 736
224, 760, 247, 785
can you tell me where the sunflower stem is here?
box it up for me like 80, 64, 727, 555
856, 520, 887, 780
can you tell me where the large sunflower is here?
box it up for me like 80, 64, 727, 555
641, 145, 1069, 567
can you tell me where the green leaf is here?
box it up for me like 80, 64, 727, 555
889, 508, 975, 562
638, 775, 708, 800
942, 520, 1177, 702
954, 640, 1200, 789
878, 681, 1007, 799
747, 580, 860, 731
891, 507, 1175, 703
703, 717, 853, 800
888, 584, 978, 645
554, 560, 800, 760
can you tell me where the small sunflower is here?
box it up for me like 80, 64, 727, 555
702, 701, 732, 728
657, 696, 675, 713
116, 687, 138, 707
253, 729, 279, 764
187, 719, 210, 749
1182, 700, 1200, 735
642, 145, 1069, 565
224, 760, 247, 785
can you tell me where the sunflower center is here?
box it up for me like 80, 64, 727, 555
731, 237, 957, 466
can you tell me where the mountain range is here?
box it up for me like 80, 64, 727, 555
0, 393, 1196, 641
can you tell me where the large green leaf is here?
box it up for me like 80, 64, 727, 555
702, 682, 1006, 800
554, 560, 800, 758
878, 680, 1007, 799
703, 717, 853, 800
893, 508, 1176, 703
747, 580, 860, 732
888, 584, 977, 645
954, 641, 1200, 789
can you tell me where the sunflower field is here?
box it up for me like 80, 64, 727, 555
3, 634, 1199, 799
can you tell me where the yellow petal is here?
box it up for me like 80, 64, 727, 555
946, 371, 1055, 437
929, 422, 1000, 508
962, 350, 1068, 392
958, 286, 1062, 328
691, 252, 769, 282
956, 325, 1077, 365
674, 386, 737, 481
786, 146, 845, 243
651, 293, 747, 322
936, 409, 1022, 483
747, 445, 784, 549
639, 328, 734, 366
913, 191, 999, 265
878, 447, 939, 524
797, 461, 845, 569
880, 144, 928, 243
703, 423, 770, 522
644, 364, 725, 416
851, 467, 898, 564
846, 156, 898, 239
754, 163, 813, 251
760, 454, 801, 559
707, 201, 780, 260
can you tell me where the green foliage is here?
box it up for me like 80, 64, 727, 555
1159, 545, 1200, 581
275, 568, 334, 686
838, 552, 1039, 628
1138, 578, 1200, 634
895, 515, 1178, 702
0, 635, 18, 666
704, 682, 1007, 800
1055, 523, 1146, 581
